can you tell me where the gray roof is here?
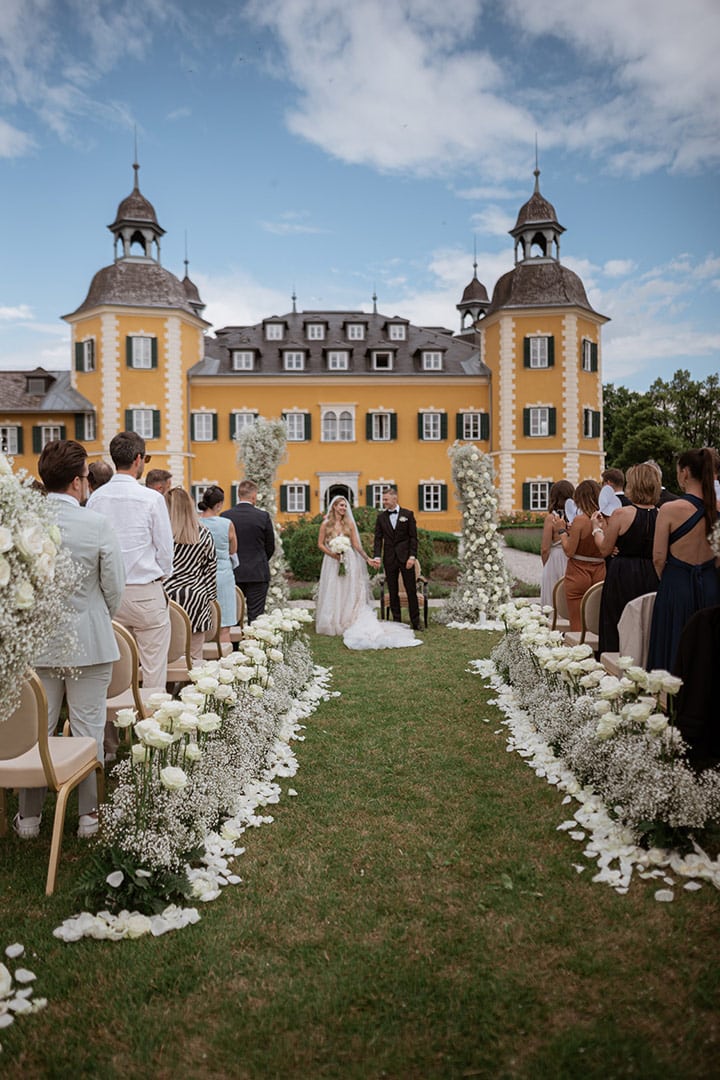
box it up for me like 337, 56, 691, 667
486, 261, 601, 317
65, 259, 208, 320
190, 310, 488, 378
0, 369, 95, 413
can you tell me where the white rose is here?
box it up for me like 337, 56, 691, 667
15, 523, 45, 559
0, 555, 10, 587
114, 708, 137, 729
0, 526, 12, 553
647, 713, 669, 735
134, 719, 162, 742
196, 677, 220, 694
33, 552, 56, 584
197, 714, 222, 734
174, 711, 199, 734
131, 744, 150, 763
661, 674, 683, 695
142, 728, 174, 750
249, 684, 265, 698
14, 579, 34, 609
593, 700, 612, 716
160, 766, 187, 791
183, 742, 202, 763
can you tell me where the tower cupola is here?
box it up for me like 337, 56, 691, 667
510, 168, 565, 265
109, 160, 165, 263
457, 258, 489, 329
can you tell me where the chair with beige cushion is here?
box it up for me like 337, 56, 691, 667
228, 587, 246, 647
551, 578, 570, 633
0, 669, 104, 895
564, 580, 603, 651
165, 599, 194, 689
203, 599, 233, 660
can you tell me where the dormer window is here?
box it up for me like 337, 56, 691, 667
306, 323, 325, 341
346, 323, 365, 341
265, 322, 284, 341
422, 351, 442, 371
232, 350, 254, 371
26, 377, 47, 395
327, 350, 349, 371
388, 323, 407, 341
372, 351, 393, 371
283, 350, 305, 371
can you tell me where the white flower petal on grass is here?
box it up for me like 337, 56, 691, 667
13, 969, 35, 984
0, 1012, 14, 1029
4, 944, 23, 960
8, 997, 32, 1014
684, 881, 702, 892
287, 788, 298, 796
654, 889, 674, 902
0, 964, 11, 999
106, 871, 124, 888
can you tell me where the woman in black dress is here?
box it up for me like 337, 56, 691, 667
590, 463, 660, 655
164, 487, 217, 663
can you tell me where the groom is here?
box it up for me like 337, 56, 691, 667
372, 486, 421, 630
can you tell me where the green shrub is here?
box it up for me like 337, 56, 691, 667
502, 528, 543, 555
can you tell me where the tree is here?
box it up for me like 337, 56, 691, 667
649, 370, 720, 449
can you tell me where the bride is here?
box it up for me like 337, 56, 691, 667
316, 496, 422, 649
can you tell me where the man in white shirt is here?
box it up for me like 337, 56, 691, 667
87, 431, 173, 696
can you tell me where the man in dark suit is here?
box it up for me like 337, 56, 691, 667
372, 486, 421, 630
221, 479, 275, 622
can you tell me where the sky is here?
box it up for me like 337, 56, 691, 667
0, 0, 719, 391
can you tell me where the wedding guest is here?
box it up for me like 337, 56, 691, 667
87, 460, 113, 494
556, 480, 605, 631
372, 486, 421, 630
590, 463, 660, 654
15, 440, 125, 840
645, 460, 678, 505
87, 431, 173, 697
221, 479, 275, 623
164, 487, 217, 662
599, 468, 630, 516
647, 447, 720, 672
146, 468, 172, 495
540, 480, 574, 610
198, 485, 237, 642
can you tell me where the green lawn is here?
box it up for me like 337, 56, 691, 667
1, 626, 718, 1078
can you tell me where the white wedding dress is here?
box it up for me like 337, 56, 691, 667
315, 546, 422, 650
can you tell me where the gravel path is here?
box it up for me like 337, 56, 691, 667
499, 541, 543, 587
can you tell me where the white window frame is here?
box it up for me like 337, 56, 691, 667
232, 350, 254, 371
283, 350, 305, 371
462, 413, 481, 439
529, 481, 551, 511
422, 413, 442, 441
82, 414, 96, 441
583, 408, 600, 439
422, 484, 442, 512
0, 426, 20, 454
371, 413, 392, 441
286, 484, 307, 513
130, 336, 153, 369
306, 323, 325, 340
347, 323, 365, 340
231, 411, 256, 439
285, 413, 307, 442
529, 337, 549, 369
327, 350, 349, 370
582, 340, 594, 372
80, 339, 95, 372
529, 407, 550, 437
388, 323, 406, 341
130, 410, 154, 440
372, 351, 393, 371
422, 351, 442, 370
321, 407, 355, 442
192, 483, 213, 507
368, 483, 392, 509
265, 323, 284, 340
192, 413, 215, 442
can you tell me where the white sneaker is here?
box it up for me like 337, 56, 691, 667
13, 813, 41, 839
77, 812, 99, 838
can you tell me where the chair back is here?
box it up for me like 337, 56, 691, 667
168, 600, 192, 666
204, 599, 221, 643
397, 560, 422, 603
580, 581, 603, 638
1, 668, 45, 762
235, 586, 246, 628
107, 621, 146, 716
618, 591, 657, 667
552, 578, 569, 629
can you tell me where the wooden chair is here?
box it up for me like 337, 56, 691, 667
564, 581, 603, 650
228, 587, 246, 647
105, 622, 154, 741
165, 599, 194, 688
551, 578, 570, 632
0, 669, 104, 895
203, 599, 233, 660
379, 559, 429, 628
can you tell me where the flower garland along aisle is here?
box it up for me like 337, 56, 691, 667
470, 601, 720, 899
235, 416, 291, 611
435, 442, 511, 629
0, 453, 77, 724
53, 608, 335, 943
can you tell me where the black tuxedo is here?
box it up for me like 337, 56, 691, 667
221, 502, 275, 622
374, 506, 420, 628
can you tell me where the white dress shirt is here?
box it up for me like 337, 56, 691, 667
87, 473, 174, 584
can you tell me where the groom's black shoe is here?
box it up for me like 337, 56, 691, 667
412, 621, 422, 631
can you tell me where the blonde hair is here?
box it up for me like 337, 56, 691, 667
625, 464, 661, 506
165, 487, 200, 545
325, 497, 353, 537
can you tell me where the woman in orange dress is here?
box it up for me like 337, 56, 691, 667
556, 480, 606, 631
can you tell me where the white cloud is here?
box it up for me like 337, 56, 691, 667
195, 268, 291, 331
603, 259, 636, 278
471, 205, 514, 238
0, 304, 34, 321
260, 211, 328, 236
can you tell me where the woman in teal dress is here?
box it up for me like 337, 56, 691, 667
199, 485, 238, 642
647, 448, 720, 673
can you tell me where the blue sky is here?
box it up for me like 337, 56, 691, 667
0, 0, 718, 390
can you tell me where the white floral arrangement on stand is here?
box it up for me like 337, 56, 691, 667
327, 534, 351, 575
0, 453, 76, 724
436, 441, 511, 628
235, 417, 290, 610
52, 607, 337, 943
470, 600, 720, 898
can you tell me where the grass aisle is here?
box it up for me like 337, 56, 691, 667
2, 626, 719, 1078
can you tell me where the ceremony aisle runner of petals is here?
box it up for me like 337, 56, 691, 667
0, 944, 47, 1054
470, 601, 720, 899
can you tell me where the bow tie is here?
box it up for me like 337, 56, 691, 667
388, 509, 398, 515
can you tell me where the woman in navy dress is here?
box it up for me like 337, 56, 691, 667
647, 448, 720, 673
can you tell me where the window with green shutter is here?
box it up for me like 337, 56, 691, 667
524, 336, 554, 368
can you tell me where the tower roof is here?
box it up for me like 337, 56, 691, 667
64, 260, 209, 320
486, 261, 599, 316
460, 272, 489, 304
109, 161, 165, 237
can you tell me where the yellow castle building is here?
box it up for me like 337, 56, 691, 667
1, 164, 607, 529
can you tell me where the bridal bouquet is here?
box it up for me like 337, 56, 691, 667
327, 534, 352, 575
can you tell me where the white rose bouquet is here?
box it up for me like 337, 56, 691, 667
327, 534, 352, 575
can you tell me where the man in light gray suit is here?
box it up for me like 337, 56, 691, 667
15, 440, 125, 840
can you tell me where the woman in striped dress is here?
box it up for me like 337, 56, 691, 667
164, 487, 217, 663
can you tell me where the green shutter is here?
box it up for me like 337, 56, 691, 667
125, 409, 133, 432
230, 485, 238, 507
59, 425, 66, 440
190, 414, 197, 441
280, 485, 287, 512
75, 342, 83, 371
16, 427, 23, 454
523, 339, 531, 367
152, 411, 161, 439
480, 413, 490, 440
456, 413, 464, 439
418, 484, 424, 511
547, 337, 555, 367
418, 414, 425, 440
440, 484, 448, 511
230, 415, 236, 439
591, 342, 598, 372
304, 413, 312, 440
440, 414, 448, 440
126, 337, 133, 367
390, 413, 397, 440
366, 486, 373, 508
151, 338, 158, 369
366, 413, 374, 440
592, 411, 601, 438
522, 483, 531, 510
74, 414, 84, 439
304, 484, 311, 512
32, 426, 42, 453
523, 409, 530, 437
548, 408, 557, 436
212, 414, 218, 441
